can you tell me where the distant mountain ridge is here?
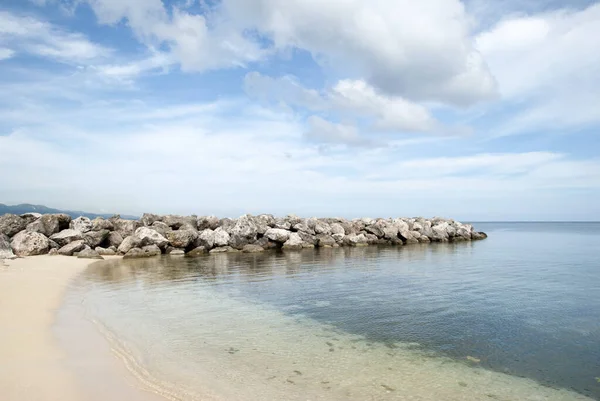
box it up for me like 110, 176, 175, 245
0, 203, 138, 220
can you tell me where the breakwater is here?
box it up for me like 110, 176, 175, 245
1, 213, 487, 259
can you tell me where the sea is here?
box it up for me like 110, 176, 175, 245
59, 222, 600, 400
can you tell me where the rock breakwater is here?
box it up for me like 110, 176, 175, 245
0, 213, 487, 260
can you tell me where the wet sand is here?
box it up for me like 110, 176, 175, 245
0, 255, 165, 401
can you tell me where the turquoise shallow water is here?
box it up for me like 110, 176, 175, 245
66, 222, 600, 400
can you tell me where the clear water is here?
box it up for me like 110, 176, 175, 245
66, 222, 600, 400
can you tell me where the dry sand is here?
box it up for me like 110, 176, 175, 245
0, 255, 165, 401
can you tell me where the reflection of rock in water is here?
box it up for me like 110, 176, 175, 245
82, 243, 474, 287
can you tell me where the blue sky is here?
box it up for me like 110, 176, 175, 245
0, 0, 599, 220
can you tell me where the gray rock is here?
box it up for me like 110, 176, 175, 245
431, 222, 450, 242
256, 236, 278, 250
264, 228, 290, 243
48, 248, 59, 256
50, 229, 84, 247
242, 244, 265, 253
282, 233, 303, 250
229, 215, 259, 249
197, 229, 216, 249
20, 212, 42, 225
140, 213, 161, 226
58, 240, 86, 256
293, 222, 315, 235
70, 217, 92, 233
209, 246, 239, 253
10, 231, 50, 256
330, 223, 345, 239
0, 214, 26, 237
0, 233, 16, 259
472, 232, 488, 240
296, 230, 317, 246
83, 229, 110, 248
274, 217, 292, 230
399, 230, 420, 244
219, 218, 236, 232
228, 234, 250, 250
169, 249, 185, 256
365, 224, 384, 238
256, 214, 275, 233
111, 219, 140, 237
316, 234, 336, 247
108, 231, 124, 248
166, 229, 198, 249
91, 218, 114, 231
187, 246, 207, 257
162, 215, 197, 230
344, 233, 369, 246
55, 214, 72, 230
308, 218, 332, 235
197, 215, 220, 230
95, 247, 116, 256
150, 221, 170, 237
123, 245, 161, 259
117, 235, 142, 254
382, 223, 399, 240
25, 214, 61, 237
48, 239, 59, 249
134, 227, 169, 249
77, 248, 104, 260
213, 227, 230, 247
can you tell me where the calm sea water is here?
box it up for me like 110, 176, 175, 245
65, 222, 600, 401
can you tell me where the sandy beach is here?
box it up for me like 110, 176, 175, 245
0, 256, 165, 401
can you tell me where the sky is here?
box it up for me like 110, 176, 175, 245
0, 0, 599, 220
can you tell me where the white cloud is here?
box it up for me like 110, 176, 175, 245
304, 116, 374, 147
245, 72, 440, 134
92, 51, 174, 82
0, 48, 15, 60
81, 0, 264, 72
223, 0, 497, 106
244, 71, 326, 110
0, 10, 111, 64
475, 3, 600, 134
330, 80, 437, 132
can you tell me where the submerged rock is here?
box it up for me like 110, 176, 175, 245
209, 246, 239, 253
472, 232, 488, 240
77, 248, 103, 260
242, 244, 265, 253
187, 246, 207, 257
123, 245, 161, 259
95, 247, 116, 256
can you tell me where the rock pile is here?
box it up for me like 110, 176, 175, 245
0, 213, 487, 260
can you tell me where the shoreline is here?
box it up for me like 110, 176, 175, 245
0, 255, 165, 401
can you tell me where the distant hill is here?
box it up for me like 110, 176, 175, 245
0, 203, 139, 220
